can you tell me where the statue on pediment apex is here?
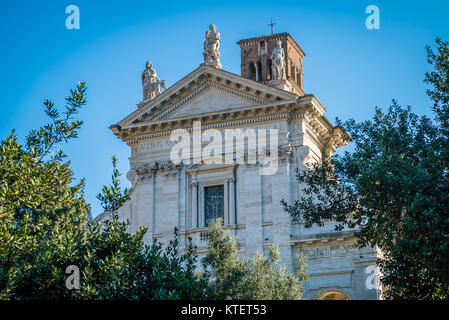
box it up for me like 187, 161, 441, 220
203, 24, 221, 69
142, 61, 166, 101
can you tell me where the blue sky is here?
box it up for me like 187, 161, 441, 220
1, 0, 448, 217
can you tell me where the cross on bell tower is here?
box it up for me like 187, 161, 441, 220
267, 18, 276, 34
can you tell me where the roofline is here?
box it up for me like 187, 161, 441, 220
115, 98, 298, 131
115, 64, 299, 127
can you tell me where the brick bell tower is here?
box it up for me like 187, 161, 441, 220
237, 33, 306, 96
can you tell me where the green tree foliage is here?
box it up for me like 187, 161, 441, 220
0, 83, 208, 299
96, 156, 131, 213
425, 38, 449, 159
282, 38, 449, 300
203, 219, 308, 300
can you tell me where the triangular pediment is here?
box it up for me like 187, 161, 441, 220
165, 86, 253, 119
117, 65, 298, 128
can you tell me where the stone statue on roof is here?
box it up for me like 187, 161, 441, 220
142, 61, 166, 101
271, 40, 286, 80
203, 24, 221, 69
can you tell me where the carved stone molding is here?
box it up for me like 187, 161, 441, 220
301, 244, 373, 259
133, 162, 158, 181
159, 160, 182, 176
186, 162, 237, 173
126, 169, 138, 187
132, 160, 182, 182
278, 143, 293, 163
297, 145, 310, 160
118, 101, 298, 144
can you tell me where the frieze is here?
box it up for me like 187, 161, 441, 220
133, 162, 158, 181
301, 244, 373, 258
139, 139, 175, 153
130, 161, 183, 182
138, 122, 288, 154
159, 160, 183, 176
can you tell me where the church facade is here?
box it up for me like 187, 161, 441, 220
96, 27, 379, 300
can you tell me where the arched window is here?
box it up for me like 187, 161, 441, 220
249, 63, 257, 81
259, 41, 267, 55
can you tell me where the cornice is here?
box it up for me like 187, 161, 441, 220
111, 93, 349, 154
112, 100, 299, 144
110, 94, 349, 152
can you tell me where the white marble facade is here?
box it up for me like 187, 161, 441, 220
98, 56, 379, 300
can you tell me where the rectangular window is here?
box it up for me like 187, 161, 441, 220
204, 185, 224, 227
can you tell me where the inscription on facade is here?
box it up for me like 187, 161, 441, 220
301, 244, 372, 258
139, 122, 288, 154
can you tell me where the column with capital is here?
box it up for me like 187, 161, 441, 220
191, 182, 198, 229
254, 63, 260, 82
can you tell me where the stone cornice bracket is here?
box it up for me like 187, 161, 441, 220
109, 124, 121, 135
324, 126, 350, 155
132, 160, 183, 182
278, 143, 294, 163
132, 162, 158, 182
297, 145, 311, 163
159, 160, 183, 176
126, 169, 138, 188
